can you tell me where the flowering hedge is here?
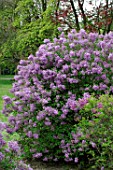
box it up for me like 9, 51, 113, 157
2, 29, 113, 168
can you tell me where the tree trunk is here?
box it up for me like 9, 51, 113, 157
78, 0, 87, 29
41, 0, 47, 12
70, 0, 80, 31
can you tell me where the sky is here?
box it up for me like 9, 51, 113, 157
83, 0, 103, 11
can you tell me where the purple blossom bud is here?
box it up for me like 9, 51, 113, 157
78, 147, 83, 151
8, 141, 20, 152
44, 121, 51, 126
84, 52, 91, 60
28, 54, 34, 61
88, 32, 98, 42
33, 134, 39, 139
33, 153, 42, 158
0, 122, 6, 131
69, 50, 75, 57
58, 27, 62, 31
44, 39, 50, 43
97, 102, 103, 109
60, 114, 66, 119
30, 103, 36, 112
74, 157, 78, 163
27, 131, 32, 138
68, 33, 73, 40
93, 85, 99, 90
82, 140, 86, 145
2, 96, 12, 104
65, 153, 69, 158
43, 157, 48, 161
99, 41, 106, 49
108, 53, 113, 61
19, 60, 27, 66
90, 141, 96, 148
0, 152, 4, 161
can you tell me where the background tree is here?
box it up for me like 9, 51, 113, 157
0, 0, 19, 74
0, 0, 58, 74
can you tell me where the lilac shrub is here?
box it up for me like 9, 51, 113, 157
2, 29, 113, 164
0, 122, 33, 170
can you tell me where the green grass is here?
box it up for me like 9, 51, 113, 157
0, 75, 14, 121
0, 75, 14, 79
0, 75, 20, 142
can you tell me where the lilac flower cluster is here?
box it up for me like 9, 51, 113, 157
59, 132, 83, 163
0, 121, 33, 169
8, 141, 20, 153
3, 29, 113, 163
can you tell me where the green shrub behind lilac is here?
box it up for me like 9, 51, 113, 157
73, 94, 113, 169
2, 29, 113, 164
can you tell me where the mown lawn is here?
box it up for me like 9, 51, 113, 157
0, 75, 14, 122
0, 75, 14, 79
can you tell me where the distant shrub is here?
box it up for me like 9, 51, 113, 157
2, 28, 113, 166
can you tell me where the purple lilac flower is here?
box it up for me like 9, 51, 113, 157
88, 32, 98, 42
99, 41, 106, 49
27, 131, 32, 138
82, 140, 86, 145
69, 101, 76, 110
69, 50, 75, 57
33, 153, 42, 158
43, 157, 48, 161
68, 33, 73, 40
90, 141, 96, 148
36, 112, 45, 121
69, 43, 75, 48
0, 152, 4, 161
0, 122, 6, 131
2, 96, 12, 104
8, 141, 20, 152
65, 153, 69, 158
30, 103, 36, 112
60, 114, 66, 119
93, 85, 99, 90
97, 102, 103, 109
108, 53, 113, 61
58, 27, 62, 31
28, 54, 34, 61
78, 147, 83, 151
74, 157, 79, 163
80, 29, 87, 37
44, 39, 50, 43
0, 137, 6, 148
84, 52, 91, 60
44, 121, 51, 126
33, 134, 39, 139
